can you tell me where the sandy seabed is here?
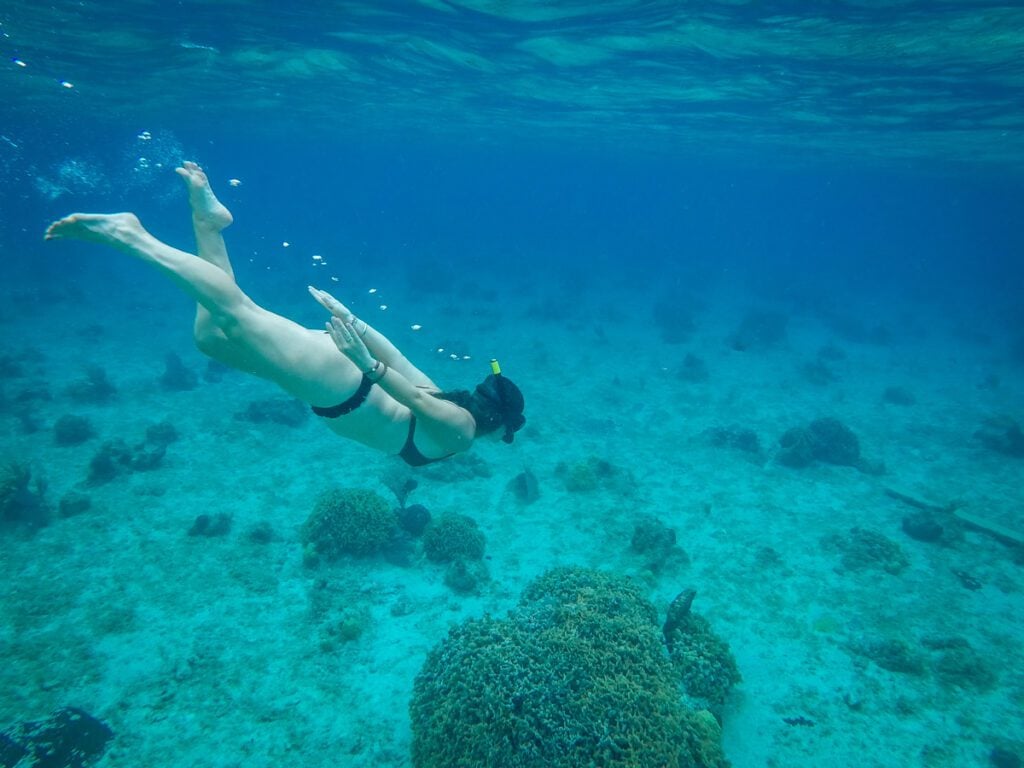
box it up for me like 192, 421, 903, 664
2, 261, 1022, 768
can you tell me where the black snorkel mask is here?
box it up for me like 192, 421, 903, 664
475, 359, 525, 444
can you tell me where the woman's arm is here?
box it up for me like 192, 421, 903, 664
323, 313, 475, 452
309, 286, 436, 388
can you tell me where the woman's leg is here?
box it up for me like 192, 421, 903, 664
173, 161, 247, 366
44, 213, 361, 405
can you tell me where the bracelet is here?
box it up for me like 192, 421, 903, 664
364, 360, 388, 382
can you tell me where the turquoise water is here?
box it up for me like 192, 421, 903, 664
2, 2, 1023, 767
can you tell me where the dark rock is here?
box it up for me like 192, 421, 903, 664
975, 416, 1024, 457
508, 470, 540, 505
991, 747, 1022, 768
777, 427, 817, 468
807, 418, 861, 466
0, 706, 113, 768
159, 352, 198, 391
188, 512, 232, 537
53, 415, 96, 446
66, 365, 116, 404
901, 513, 943, 543
246, 521, 278, 543
779, 418, 864, 469
397, 503, 431, 537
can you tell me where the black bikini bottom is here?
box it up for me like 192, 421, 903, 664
310, 375, 373, 418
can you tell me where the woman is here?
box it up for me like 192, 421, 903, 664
44, 162, 525, 466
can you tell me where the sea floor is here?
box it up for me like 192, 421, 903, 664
1, 257, 1022, 768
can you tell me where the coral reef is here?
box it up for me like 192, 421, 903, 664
631, 516, 690, 573
66, 365, 116, 404
975, 416, 1024, 457
777, 417, 882, 473
556, 456, 635, 495
0, 460, 49, 527
246, 521, 279, 543
422, 512, 486, 562
188, 512, 232, 537
86, 430, 170, 485
159, 351, 198, 391
410, 567, 729, 768
444, 558, 489, 594
822, 527, 909, 575
663, 590, 742, 712
53, 414, 96, 446
301, 488, 396, 560
0, 707, 113, 768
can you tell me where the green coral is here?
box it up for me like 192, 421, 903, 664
667, 611, 742, 712
410, 567, 729, 768
823, 527, 909, 575
422, 512, 485, 562
300, 488, 395, 559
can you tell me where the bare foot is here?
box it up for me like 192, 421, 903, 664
44, 212, 144, 249
176, 161, 233, 230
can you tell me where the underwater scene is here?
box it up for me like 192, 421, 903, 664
2, 1, 1023, 766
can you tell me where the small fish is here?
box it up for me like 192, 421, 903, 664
0, 135, 18, 149
228, 178, 241, 187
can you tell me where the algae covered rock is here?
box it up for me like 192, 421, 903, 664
301, 488, 396, 559
422, 512, 485, 562
410, 567, 729, 768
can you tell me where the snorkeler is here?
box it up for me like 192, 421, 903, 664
44, 162, 525, 466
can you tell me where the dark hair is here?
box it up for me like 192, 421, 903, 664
434, 374, 525, 443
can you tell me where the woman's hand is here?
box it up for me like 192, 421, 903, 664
326, 317, 376, 371
308, 285, 355, 324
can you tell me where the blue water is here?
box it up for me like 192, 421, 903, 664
2, 2, 1023, 767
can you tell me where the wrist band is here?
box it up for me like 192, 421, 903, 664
364, 360, 388, 382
